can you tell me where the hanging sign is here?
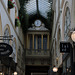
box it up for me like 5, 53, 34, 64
60, 42, 71, 53
0, 43, 13, 56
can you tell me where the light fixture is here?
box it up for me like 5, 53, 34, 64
53, 66, 58, 72
0, 73, 3, 75
14, 72, 17, 75
71, 31, 75, 42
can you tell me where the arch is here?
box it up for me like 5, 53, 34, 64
62, 1, 71, 40
0, 15, 2, 35
4, 24, 11, 35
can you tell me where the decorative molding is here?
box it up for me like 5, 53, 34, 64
61, 0, 64, 8
15, 0, 20, 10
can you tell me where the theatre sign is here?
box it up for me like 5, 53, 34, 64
0, 43, 13, 56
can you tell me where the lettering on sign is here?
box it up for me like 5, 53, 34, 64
60, 42, 71, 53
0, 43, 13, 56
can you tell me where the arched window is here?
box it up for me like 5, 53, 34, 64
64, 7, 71, 40
4, 28, 9, 44
34, 35, 36, 49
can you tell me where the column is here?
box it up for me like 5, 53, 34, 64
47, 34, 49, 49
36, 35, 37, 49
27, 34, 28, 49
32, 34, 34, 49
41, 34, 43, 49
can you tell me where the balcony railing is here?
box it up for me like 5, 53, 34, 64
26, 49, 50, 57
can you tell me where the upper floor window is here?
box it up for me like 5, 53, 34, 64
37, 35, 41, 49
64, 7, 71, 40
4, 28, 9, 44
43, 35, 47, 50
30, 35, 32, 49
34, 35, 36, 49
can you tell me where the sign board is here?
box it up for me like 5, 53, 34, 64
60, 42, 71, 53
0, 43, 13, 56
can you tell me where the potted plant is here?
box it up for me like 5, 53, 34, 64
15, 17, 21, 27
8, 0, 15, 9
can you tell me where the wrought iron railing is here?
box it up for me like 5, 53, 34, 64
26, 49, 50, 56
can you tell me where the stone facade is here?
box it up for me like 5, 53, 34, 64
0, 0, 25, 75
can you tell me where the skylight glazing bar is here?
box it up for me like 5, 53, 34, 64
25, 0, 52, 18
36, 0, 39, 16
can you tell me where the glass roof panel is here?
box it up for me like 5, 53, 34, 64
25, 0, 37, 15
25, 0, 51, 18
38, 0, 51, 18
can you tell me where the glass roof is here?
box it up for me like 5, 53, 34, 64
25, 0, 52, 18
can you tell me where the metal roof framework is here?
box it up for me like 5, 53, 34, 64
24, 0, 52, 25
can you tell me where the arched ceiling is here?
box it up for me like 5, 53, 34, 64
24, 0, 52, 25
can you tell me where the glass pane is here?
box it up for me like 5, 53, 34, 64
38, 0, 51, 18
25, 0, 51, 18
25, 0, 37, 15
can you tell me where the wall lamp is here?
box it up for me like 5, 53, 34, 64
71, 30, 75, 42
53, 66, 58, 72
0, 72, 3, 75
13, 72, 17, 75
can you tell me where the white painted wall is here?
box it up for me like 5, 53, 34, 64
0, 0, 25, 74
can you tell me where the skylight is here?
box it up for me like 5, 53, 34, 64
25, 0, 51, 18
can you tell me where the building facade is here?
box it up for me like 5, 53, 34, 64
50, 0, 75, 75
0, 0, 25, 75
25, 20, 50, 75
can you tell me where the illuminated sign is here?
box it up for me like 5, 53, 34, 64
60, 42, 71, 53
